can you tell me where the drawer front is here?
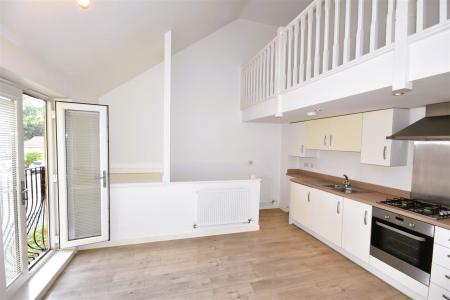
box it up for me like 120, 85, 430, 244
436, 227, 450, 249
431, 263, 450, 291
429, 283, 450, 300
433, 244, 450, 269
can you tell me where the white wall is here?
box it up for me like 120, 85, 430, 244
279, 107, 426, 210
170, 19, 282, 206
99, 64, 164, 172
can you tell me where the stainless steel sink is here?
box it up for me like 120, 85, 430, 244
321, 183, 364, 194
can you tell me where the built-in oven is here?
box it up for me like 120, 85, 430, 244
370, 207, 435, 286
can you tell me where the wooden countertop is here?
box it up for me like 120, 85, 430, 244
287, 170, 450, 231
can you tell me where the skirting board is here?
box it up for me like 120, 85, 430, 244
291, 220, 428, 300
79, 224, 260, 250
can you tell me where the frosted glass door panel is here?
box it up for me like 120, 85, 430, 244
65, 110, 101, 240
56, 102, 109, 248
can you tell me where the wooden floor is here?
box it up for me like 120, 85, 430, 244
45, 209, 408, 299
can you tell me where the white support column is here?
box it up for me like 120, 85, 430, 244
323, 0, 331, 72
163, 31, 171, 184
370, 0, 379, 52
314, 1, 322, 77
386, 0, 394, 45
299, 16, 306, 83
332, 0, 340, 69
355, 0, 364, 58
440, 0, 448, 23
343, 0, 351, 63
275, 27, 285, 117
392, 0, 412, 93
306, 9, 313, 80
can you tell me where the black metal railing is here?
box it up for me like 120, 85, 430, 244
24, 166, 49, 265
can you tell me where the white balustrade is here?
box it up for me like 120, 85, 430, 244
240, 0, 450, 109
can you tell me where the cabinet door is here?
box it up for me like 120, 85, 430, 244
361, 110, 394, 165
306, 119, 329, 150
312, 189, 343, 246
342, 198, 372, 262
329, 114, 362, 152
287, 122, 306, 156
289, 182, 311, 227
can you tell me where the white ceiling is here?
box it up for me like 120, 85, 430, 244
0, 0, 312, 100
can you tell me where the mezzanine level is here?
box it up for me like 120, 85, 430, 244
240, 0, 450, 122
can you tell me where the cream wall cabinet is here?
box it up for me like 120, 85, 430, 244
360, 109, 409, 166
305, 113, 362, 152
342, 198, 372, 262
287, 122, 315, 157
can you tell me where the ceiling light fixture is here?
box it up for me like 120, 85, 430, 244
78, 0, 90, 9
307, 111, 317, 116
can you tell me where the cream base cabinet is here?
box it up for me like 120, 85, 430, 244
289, 182, 312, 228
342, 198, 372, 263
312, 189, 343, 246
360, 109, 409, 166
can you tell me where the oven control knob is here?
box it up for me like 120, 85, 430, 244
409, 223, 415, 228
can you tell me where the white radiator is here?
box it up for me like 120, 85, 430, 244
195, 188, 252, 228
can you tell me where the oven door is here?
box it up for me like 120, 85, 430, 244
370, 216, 434, 286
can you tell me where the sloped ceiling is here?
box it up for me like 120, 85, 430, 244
0, 0, 312, 100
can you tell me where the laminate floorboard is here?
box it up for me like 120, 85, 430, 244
44, 209, 408, 299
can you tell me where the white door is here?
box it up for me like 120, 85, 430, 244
313, 189, 343, 246
289, 182, 311, 226
0, 83, 28, 296
56, 102, 109, 248
342, 198, 372, 262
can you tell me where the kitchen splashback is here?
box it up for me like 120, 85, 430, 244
412, 141, 450, 206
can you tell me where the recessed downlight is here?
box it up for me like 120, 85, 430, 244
307, 111, 317, 116
393, 91, 405, 96
78, 0, 90, 9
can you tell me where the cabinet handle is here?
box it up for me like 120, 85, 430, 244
329, 135, 333, 147
443, 294, 450, 300
364, 210, 368, 225
324, 135, 327, 147
445, 274, 450, 280
383, 146, 387, 160
307, 192, 310, 202
337, 201, 340, 214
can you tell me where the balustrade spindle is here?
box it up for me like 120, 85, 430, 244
299, 16, 306, 83
440, 0, 448, 23
262, 50, 266, 99
332, 0, 340, 68
314, 1, 322, 77
386, 0, 394, 45
323, 0, 331, 72
355, 0, 364, 58
287, 26, 293, 88
270, 42, 275, 96
293, 22, 299, 86
307, 9, 313, 80
370, 0, 379, 52
343, 0, 351, 63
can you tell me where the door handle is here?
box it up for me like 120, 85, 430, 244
383, 146, 387, 160
20, 180, 28, 205
323, 135, 327, 147
364, 210, 368, 225
307, 191, 310, 202
99, 170, 107, 188
329, 135, 333, 148
337, 201, 340, 214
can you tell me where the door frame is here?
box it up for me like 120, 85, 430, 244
55, 101, 110, 248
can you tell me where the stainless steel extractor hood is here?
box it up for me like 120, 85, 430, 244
387, 102, 450, 141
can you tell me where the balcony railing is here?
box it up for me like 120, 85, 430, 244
240, 0, 450, 110
24, 166, 49, 266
